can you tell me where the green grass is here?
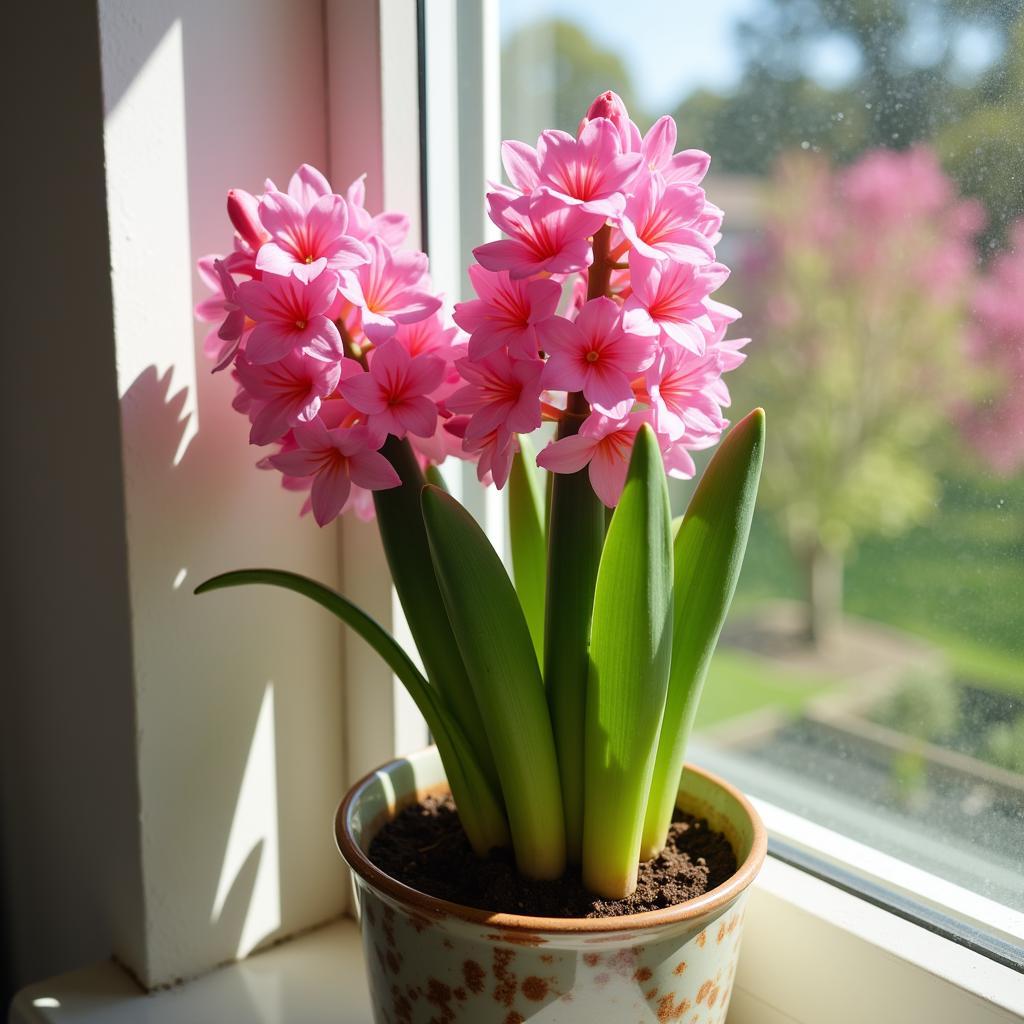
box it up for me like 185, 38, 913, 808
726, 464, 1024, 696
670, 460, 1024, 727
695, 649, 838, 729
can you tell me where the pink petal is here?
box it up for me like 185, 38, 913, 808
348, 449, 402, 491
299, 317, 344, 361
310, 460, 351, 526
536, 433, 596, 474
397, 395, 439, 438
584, 364, 634, 411
535, 315, 583, 354
340, 370, 386, 414
258, 191, 306, 243
288, 164, 332, 210
245, 322, 296, 365
541, 350, 587, 394
270, 446, 326, 476
501, 140, 541, 192
589, 447, 630, 507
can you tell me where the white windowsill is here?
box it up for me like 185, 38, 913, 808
10, 857, 1023, 1024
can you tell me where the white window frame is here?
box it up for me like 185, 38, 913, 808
6, 1, 1023, 1021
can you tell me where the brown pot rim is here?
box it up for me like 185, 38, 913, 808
335, 746, 768, 934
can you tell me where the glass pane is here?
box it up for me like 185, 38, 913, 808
499, 0, 1024, 915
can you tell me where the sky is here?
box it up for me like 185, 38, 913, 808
502, 0, 765, 110
500, 0, 1004, 111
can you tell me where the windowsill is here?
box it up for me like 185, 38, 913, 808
10, 858, 1023, 1024
7, 920, 371, 1024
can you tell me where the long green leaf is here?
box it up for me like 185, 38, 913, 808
582, 424, 674, 899
640, 408, 765, 857
543, 421, 606, 865
509, 435, 546, 663
374, 437, 499, 792
421, 486, 566, 880
194, 569, 509, 855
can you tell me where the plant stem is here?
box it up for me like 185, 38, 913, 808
543, 224, 613, 863
373, 435, 500, 794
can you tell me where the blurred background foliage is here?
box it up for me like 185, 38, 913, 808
501, 0, 1024, 772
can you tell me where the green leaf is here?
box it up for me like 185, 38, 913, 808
582, 424, 674, 899
421, 486, 566, 880
640, 408, 765, 857
543, 427, 606, 864
509, 435, 546, 664
373, 437, 499, 793
194, 568, 509, 855
424, 463, 450, 492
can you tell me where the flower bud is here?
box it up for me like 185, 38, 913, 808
226, 188, 266, 251
579, 91, 634, 150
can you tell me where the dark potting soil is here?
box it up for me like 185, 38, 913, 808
368, 794, 737, 918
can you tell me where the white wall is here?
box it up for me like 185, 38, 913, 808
2, 0, 431, 998
97, 0, 349, 986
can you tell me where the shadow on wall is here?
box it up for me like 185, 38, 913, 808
2, 0, 348, 1004
100, 0, 348, 989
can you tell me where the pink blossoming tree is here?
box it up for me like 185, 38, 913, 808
740, 146, 984, 646
960, 219, 1024, 476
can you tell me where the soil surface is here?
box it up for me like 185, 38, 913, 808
368, 794, 737, 918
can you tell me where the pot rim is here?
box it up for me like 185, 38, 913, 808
336, 747, 767, 934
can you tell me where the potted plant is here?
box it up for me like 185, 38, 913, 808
196, 91, 767, 1022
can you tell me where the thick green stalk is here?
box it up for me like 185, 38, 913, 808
543, 404, 605, 864
509, 435, 547, 663
543, 224, 614, 864
640, 409, 765, 858
373, 436, 499, 793
194, 569, 508, 854
581, 425, 674, 899
422, 486, 566, 880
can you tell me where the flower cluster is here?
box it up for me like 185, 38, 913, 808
196, 165, 463, 524
197, 92, 748, 521
452, 91, 747, 505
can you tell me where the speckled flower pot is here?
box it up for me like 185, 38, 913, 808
336, 745, 766, 1024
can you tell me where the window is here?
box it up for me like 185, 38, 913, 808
494, 0, 1024, 955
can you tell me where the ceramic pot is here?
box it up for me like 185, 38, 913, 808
336, 745, 766, 1024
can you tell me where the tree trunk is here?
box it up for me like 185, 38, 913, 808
803, 544, 843, 649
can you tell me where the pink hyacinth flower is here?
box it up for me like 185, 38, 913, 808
345, 174, 410, 249
475, 191, 605, 280
501, 120, 642, 216
447, 350, 544, 440
645, 344, 730, 442
392, 309, 462, 362
269, 420, 399, 526
234, 351, 350, 446
621, 175, 716, 263
236, 268, 343, 365
341, 338, 446, 439
626, 254, 730, 355
257, 189, 369, 281
641, 116, 711, 185
339, 237, 443, 343
196, 257, 248, 372
453, 266, 562, 361
540, 297, 657, 415
537, 411, 651, 507
444, 415, 518, 489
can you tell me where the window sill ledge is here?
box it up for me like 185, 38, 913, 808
9, 858, 1023, 1024
7, 920, 372, 1024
